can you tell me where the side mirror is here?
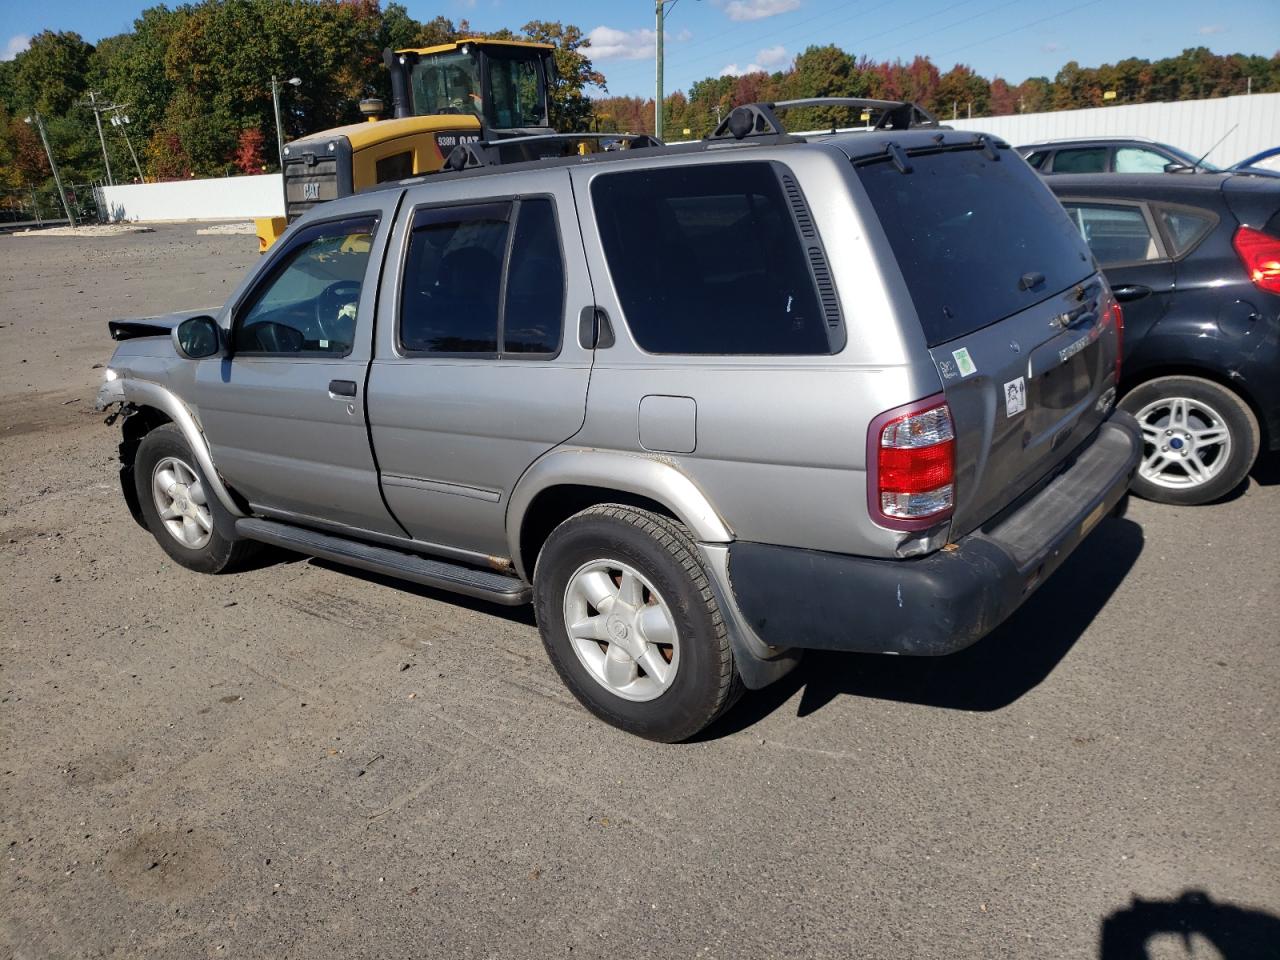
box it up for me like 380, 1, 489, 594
173, 315, 224, 360
1164, 162, 1192, 174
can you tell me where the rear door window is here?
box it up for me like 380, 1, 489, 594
855, 145, 1093, 346
1051, 148, 1108, 173
590, 162, 835, 355
398, 198, 565, 356
1061, 203, 1163, 265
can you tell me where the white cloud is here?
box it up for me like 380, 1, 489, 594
755, 44, 788, 67
2, 34, 31, 61
1197, 24, 1225, 35
720, 45, 789, 76
1040, 42, 1065, 53
723, 0, 801, 22
586, 25, 691, 61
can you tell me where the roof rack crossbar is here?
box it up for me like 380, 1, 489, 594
708, 97, 941, 142
443, 132, 665, 172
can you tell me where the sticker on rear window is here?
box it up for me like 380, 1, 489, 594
1004, 376, 1027, 418
951, 347, 976, 377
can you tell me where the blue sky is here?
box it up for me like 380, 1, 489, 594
3, 0, 1278, 98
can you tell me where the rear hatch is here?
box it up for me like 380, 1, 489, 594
853, 140, 1120, 535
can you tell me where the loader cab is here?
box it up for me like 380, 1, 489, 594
261, 39, 555, 251
406, 40, 552, 134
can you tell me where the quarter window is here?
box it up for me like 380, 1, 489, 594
1158, 206, 1216, 257
398, 198, 564, 356
233, 216, 377, 355
1062, 203, 1161, 265
590, 162, 833, 355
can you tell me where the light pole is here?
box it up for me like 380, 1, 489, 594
271, 75, 302, 172
23, 111, 75, 227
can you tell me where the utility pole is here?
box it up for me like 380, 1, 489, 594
25, 111, 75, 226
85, 91, 114, 186
655, 0, 688, 140
109, 103, 145, 182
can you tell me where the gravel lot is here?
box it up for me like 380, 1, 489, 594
1, 224, 1277, 959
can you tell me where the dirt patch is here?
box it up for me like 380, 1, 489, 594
62, 749, 136, 789
104, 827, 226, 903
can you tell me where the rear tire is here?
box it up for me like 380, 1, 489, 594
134, 424, 256, 574
533, 504, 741, 742
1120, 376, 1259, 506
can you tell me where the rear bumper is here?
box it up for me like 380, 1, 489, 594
726, 412, 1141, 656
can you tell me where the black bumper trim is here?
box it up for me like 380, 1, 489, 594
727, 412, 1141, 656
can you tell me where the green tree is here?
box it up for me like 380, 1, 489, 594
12, 30, 94, 115
521, 20, 605, 131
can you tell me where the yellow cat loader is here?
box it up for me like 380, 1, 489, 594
256, 38, 557, 251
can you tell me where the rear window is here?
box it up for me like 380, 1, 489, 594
856, 145, 1093, 346
590, 162, 835, 355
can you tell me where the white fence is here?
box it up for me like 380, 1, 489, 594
95, 174, 285, 223
948, 93, 1280, 165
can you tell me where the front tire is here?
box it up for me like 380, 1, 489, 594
1120, 376, 1259, 506
533, 505, 740, 742
134, 424, 256, 574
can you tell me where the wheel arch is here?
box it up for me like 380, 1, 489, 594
506, 450, 732, 582
120, 379, 247, 521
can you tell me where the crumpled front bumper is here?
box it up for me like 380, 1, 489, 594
725, 412, 1141, 656
93, 372, 125, 411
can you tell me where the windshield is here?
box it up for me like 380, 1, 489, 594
409, 48, 547, 129
411, 50, 482, 118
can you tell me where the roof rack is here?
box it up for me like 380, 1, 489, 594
708, 98, 942, 142
443, 132, 665, 172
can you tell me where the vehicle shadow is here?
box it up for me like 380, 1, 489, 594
1249, 449, 1280, 488
1099, 890, 1280, 959
703, 514, 1145, 737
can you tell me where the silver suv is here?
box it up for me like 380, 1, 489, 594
97, 100, 1140, 741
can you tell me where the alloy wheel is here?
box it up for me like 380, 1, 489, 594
562, 559, 680, 702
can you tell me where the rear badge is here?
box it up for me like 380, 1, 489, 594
1004, 376, 1027, 418
951, 347, 977, 377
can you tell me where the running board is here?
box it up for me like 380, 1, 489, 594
235, 517, 531, 606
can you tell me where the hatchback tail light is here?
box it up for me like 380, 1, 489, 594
868, 395, 955, 530
1233, 225, 1280, 294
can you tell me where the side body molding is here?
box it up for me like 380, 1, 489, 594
506, 447, 733, 581
122, 378, 246, 521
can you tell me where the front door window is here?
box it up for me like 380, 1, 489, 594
233, 217, 378, 356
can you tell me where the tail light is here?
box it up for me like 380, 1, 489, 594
868, 395, 955, 530
1233, 225, 1280, 294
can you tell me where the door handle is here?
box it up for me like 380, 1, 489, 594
1112, 284, 1151, 303
328, 379, 357, 397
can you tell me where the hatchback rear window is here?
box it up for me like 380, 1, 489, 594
591, 162, 835, 355
856, 145, 1093, 346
